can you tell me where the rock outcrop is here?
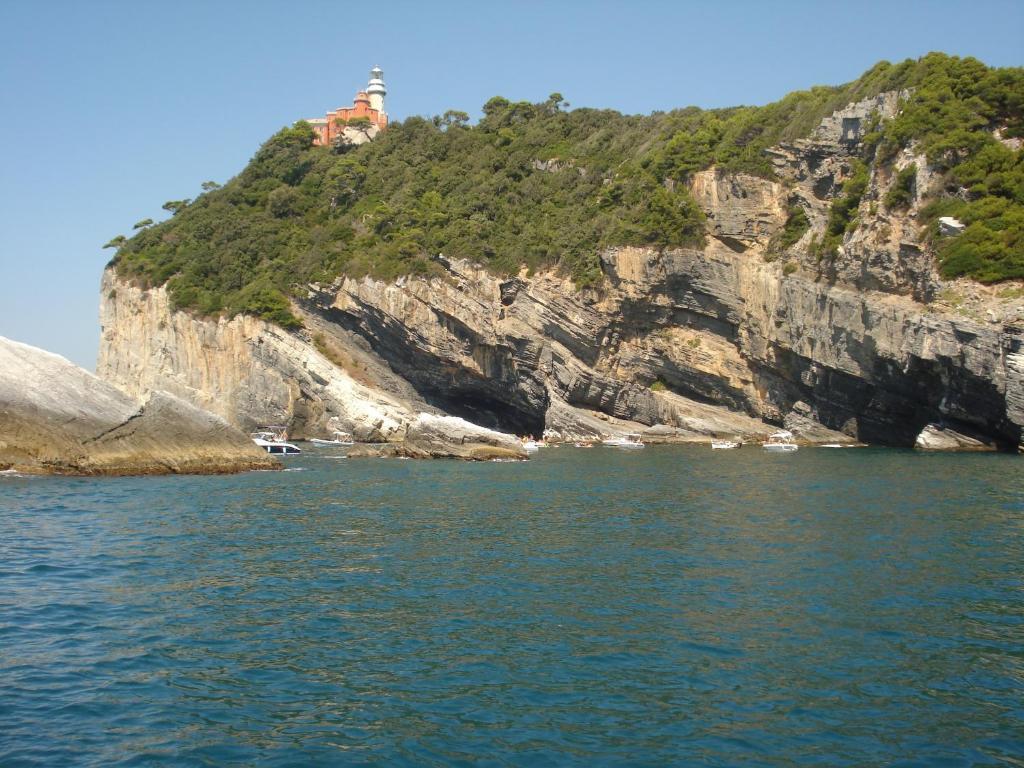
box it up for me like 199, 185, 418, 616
0, 336, 277, 475
691, 169, 786, 252
96, 94, 1024, 453
348, 413, 527, 460
914, 423, 997, 452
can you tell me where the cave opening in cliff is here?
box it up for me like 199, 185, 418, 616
422, 391, 546, 438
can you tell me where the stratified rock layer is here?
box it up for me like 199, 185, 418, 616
97, 239, 1023, 451
0, 336, 277, 475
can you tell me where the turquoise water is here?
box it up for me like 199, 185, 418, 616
1, 446, 1022, 766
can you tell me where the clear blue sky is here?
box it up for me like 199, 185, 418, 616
1, 0, 1021, 369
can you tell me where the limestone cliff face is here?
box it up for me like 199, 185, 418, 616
308, 245, 1022, 449
99, 243, 1024, 450
98, 272, 419, 442
97, 95, 1024, 451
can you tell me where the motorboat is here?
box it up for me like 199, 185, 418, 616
711, 440, 741, 450
309, 430, 354, 446
251, 427, 302, 455
763, 430, 798, 452
602, 434, 645, 449
521, 439, 540, 454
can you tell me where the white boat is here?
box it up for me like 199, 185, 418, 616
521, 439, 540, 454
309, 430, 354, 446
763, 430, 798, 452
711, 440, 741, 450
251, 427, 301, 455
602, 434, 645, 449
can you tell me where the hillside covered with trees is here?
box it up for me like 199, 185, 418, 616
109, 53, 1023, 328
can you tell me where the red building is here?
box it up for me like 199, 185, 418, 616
304, 67, 388, 147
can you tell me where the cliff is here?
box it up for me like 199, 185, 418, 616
95, 284, 529, 458
97, 56, 1024, 452
99, 227, 1022, 451
0, 336, 278, 475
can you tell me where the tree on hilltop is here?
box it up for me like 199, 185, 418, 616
438, 110, 470, 130
162, 200, 191, 216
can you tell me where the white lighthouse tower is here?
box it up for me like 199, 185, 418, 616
366, 66, 386, 114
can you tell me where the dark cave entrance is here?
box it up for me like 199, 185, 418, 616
420, 390, 547, 438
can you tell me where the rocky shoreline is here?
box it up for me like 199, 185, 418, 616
1, 321, 1003, 474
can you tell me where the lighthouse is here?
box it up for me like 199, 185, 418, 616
301, 66, 389, 146
366, 66, 386, 114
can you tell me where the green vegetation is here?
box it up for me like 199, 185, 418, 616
884, 164, 917, 210
649, 58, 948, 181
650, 380, 668, 392
816, 159, 870, 259
864, 56, 1024, 282
923, 193, 1024, 281
113, 100, 710, 317
768, 204, 810, 258
110, 53, 1024, 326
161, 199, 190, 216
334, 116, 374, 136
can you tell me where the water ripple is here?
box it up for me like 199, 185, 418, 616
1, 447, 1022, 765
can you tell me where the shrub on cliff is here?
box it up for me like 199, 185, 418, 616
816, 160, 870, 259
885, 164, 917, 210
767, 205, 811, 258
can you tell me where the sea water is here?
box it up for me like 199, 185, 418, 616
1, 446, 1022, 766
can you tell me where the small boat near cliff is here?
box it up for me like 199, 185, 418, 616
712, 440, 741, 450
251, 427, 302, 455
309, 430, 354, 446
763, 430, 798, 452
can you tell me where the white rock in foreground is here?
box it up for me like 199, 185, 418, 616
349, 412, 528, 461
914, 423, 996, 452
0, 336, 277, 475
